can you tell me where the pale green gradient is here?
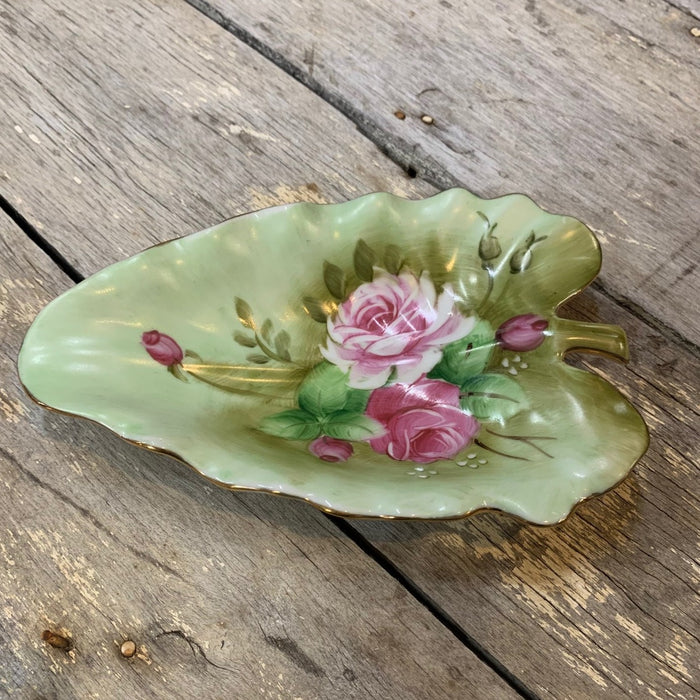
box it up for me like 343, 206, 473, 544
18, 190, 649, 523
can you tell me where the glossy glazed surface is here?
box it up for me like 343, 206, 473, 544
18, 189, 649, 522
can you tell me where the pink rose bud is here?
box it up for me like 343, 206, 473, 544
141, 330, 184, 366
309, 436, 354, 462
496, 314, 548, 352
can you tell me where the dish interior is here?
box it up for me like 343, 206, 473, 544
19, 190, 649, 522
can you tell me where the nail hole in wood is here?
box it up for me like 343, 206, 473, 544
42, 629, 72, 651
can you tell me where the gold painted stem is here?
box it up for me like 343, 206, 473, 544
182, 362, 305, 399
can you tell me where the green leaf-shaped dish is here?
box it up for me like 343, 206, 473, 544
18, 189, 649, 524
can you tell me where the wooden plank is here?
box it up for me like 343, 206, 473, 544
199, 0, 700, 345
0, 212, 517, 698
0, 0, 431, 277
351, 287, 700, 699
1, 0, 697, 697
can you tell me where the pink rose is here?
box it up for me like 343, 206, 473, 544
366, 378, 480, 463
309, 436, 354, 462
141, 330, 184, 366
321, 270, 474, 389
496, 314, 548, 352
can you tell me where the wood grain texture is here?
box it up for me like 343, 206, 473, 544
352, 287, 700, 699
200, 0, 700, 345
0, 0, 430, 278
1, 0, 698, 698
0, 212, 516, 698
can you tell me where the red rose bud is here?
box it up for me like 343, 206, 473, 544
496, 314, 548, 352
309, 436, 354, 462
141, 330, 184, 366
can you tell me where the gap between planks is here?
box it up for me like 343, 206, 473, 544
1, 2, 695, 692
0, 195, 539, 700
329, 514, 540, 700
180, 0, 700, 356
664, 0, 700, 21
0, 194, 83, 284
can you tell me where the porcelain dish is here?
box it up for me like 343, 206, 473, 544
18, 189, 649, 523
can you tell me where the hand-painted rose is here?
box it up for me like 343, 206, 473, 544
365, 377, 480, 463
321, 270, 475, 390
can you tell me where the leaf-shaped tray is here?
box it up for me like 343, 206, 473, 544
19, 189, 649, 524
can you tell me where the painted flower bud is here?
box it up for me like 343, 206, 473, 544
496, 314, 548, 351
478, 226, 501, 262
141, 330, 184, 366
509, 231, 547, 273
309, 436, 354, 462
509, 247, 532, 273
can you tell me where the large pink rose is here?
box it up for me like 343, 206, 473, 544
366, 378, 480, 463
321, 270, 474, 389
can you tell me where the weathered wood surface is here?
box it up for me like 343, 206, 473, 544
0, 213, 517, 698
355, 287, 700, 699
0, 0, 429, 277
1, 0, 698, 698
201, 0, 700, 345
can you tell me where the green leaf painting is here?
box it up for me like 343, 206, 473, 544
323, 412, 385, 441
353, 239, 377, 281
259, 409, 321, 440
323, 261, 347, 299
428, 319, 495, 386
234, 297, 255, 329
298, 361, 370, 417
303, 296, 328, 323
460, 373, 528, 421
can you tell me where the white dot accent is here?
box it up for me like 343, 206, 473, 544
477, 459, 487, 464
513, 355, 521, 362
467, 453, 477, 459
520, 362, 528, 369
415, 466, 424, 472
501, 358, 510, 367
456, 460, 468, 466
428, 470, 437, 475
508, 367, 518, 375
417, 473, 429, 479
468, 462, 478, 469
